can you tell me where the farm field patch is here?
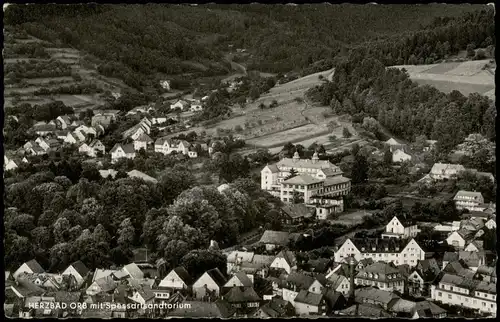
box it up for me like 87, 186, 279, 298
391, 60, 495, 98
25, 76, 74, 85
330, 210, 375, 227
245, 123, 330, 148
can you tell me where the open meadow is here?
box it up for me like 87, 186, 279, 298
391, 59, 495, 100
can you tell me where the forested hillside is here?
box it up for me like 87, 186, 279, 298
307, 8, 495, 164
4, 3, 486, 91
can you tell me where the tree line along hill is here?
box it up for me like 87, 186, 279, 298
4, 3, 491, 92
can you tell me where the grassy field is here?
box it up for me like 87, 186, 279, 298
391, 59, 495, 98
246, 124, 330, 148
330, 209, 375, 227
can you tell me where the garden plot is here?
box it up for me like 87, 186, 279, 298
3, 58, 50, 64
53, 94, 93, 107
25, 76, 74, 85
246, 124, 330, 148
330, 210, 375, 227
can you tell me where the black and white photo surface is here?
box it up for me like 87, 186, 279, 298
3, 3, 496, 319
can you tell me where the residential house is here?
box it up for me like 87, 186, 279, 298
323, 290, 347, 314
92, 112, 118, 129
305, 258, 332, 275
222, 286, 261, 313
431, 273, 496, 316
133, 133, 153, 151
354, 287, 400, 311
334, 238, 425, 267
4, 156, 27, 171
192, 268, 227, 300
385, 138, 406, 152
73, 129, 86, 142
381, 216, 419, 239
446, 231, 468, 250
419, 163, 466, 182
122, 119, 151, 140
154, 137, 197, 158
484, 218, 496, 230
270, 250, 297, 274
475, 265, 496, 283
32, 123, 57, 136
13, 260, 45, 280
311, 200, 344, 219
63, 132, 81, 145
170, 100, 189, 110
258, 230, 291, 251
392, 149, 412, 163
355, 262, 405, 293
411, 300, 447, 318
458, 251, 486, 272
126, 105, 155, 116
122, 263, 144, 280
454, 191, 485, 212
464, 240, 484, 252
62, 261, 90, 288
190, 104, 203, 112
224, 272, 253, 289
158, 267, 192, 290
6, 279, 45, 302
35, 137, 59, 152
127, 170, 158, 184
407, 259, 441, 297
86, 276, 117, 296
282, 272, 315, 305
325, 273, 351, 296
110, 144, 136, 164
280, 204, 313, 224
253, 297, 295, 318
339, 303, 392, 318
261, 152, 351, 203
293, 290, 327, 315
226, 251, 274, 278
129, 285, 155, 305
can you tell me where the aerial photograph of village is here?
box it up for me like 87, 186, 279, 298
3, 3, 496, 319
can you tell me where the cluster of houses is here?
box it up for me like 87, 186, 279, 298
5, 209, 496, 318
169, 97, 208, 113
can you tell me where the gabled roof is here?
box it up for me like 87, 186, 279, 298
136, 285, 155, 301
223, 286, 260, 303
349, 238, 409, 253
205, 268, 227, 287
340, 303, 392, 317
307, 258, 331, 273
135, 133, 153, 143
263, 164, 279, 173
259, 230, 290, 246
413, 300, 447, 317
285, 272, 315, 290
386, 138, 402, 146
281, 204, 313, 219
68, 261, 89, 278
127, 170, 158, 183
9, 279, 45, 297
110, 143, 135, 154
171, 267, 192, 285
230, 272, 253, 288
275, 250, 297, 267
24, 259, 45, 274
355, 287, 399, 306
430, 163, 465, 175
258, 297, 294, 317
276, 157, 338, 170
327, 273, 347, 289
168, 300, 235, 318
122, 263, 144, 279
94, 275, 117, 293
294, 290, 323, 306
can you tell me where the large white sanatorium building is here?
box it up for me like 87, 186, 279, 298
260, 152, 351, 204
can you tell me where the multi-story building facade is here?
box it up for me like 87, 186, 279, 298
334, 238, 425, 268
454, 191, 485, 212
431, 273, 496, 316
355, 262, 405, 293
261, 152, 351, 205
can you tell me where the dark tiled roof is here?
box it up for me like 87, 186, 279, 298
25, 260, 45, 274
259, 230, 290, 246
69, 261, 89, 278
206, 268, 227, 287
294, 290, 323, 306
172, 267, 192, 285
307, 258, 332, 273
281, 204, 313, 219
276, 250, 297, 267
223, 286, 260, 303
285, 272, 315, 290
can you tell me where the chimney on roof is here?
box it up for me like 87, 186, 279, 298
293, 151, 300, 162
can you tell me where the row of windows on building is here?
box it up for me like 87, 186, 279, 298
437, 292, 495, 309
356, 279, 403, 287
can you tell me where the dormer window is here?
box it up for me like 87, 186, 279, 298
372, 247, 376, 251
361, 247, 365, 251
